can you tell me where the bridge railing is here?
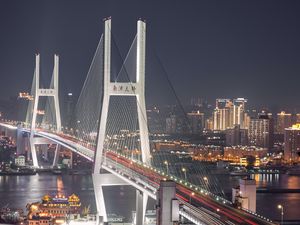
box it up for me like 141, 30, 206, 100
178, 198, 224, 225
103, 155, 159, 191
106, 150, 275, 225
107, 150, 232, 204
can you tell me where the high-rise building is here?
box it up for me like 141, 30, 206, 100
213, 108, 231, 130
216, 98, 232, 109
205, 117, 214, 131
187, 111, 204, 134
65, 93, 74, 128
248, 114, 274, 149
243, 112, 251, 129
166, 115, 176, 134
232, 98, 247, 128
284, 124, 300, 163
276, 111, 292, 134
213, 99, 232, 130
213, 98, 248, 131
225, 125, 248, 146
147, 106, 164, 134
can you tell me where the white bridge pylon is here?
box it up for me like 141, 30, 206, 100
29, 54, 61, 167
93, 18, 151, 224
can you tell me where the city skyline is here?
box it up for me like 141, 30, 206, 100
0, 1, 300, 109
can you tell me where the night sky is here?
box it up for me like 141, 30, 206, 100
0, 0, 300, 109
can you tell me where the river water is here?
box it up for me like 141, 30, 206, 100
0, 173, 299, 222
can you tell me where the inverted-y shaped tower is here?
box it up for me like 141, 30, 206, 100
29, 54, 61, 167
93, 18, 151, 224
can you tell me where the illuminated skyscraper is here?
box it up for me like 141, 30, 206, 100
284, 124, 300, 162
248, 114, 274, 149
276, 111, 292, 134
243, 112, 251, 129
232, 98, 248, 128
65, 92, 74, 128
213, 99, 232, 130
205, 117, 214, 131
213, 98, 248, 131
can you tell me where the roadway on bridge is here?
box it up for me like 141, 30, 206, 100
105, 151, 276, 225
0, 122, 276, 225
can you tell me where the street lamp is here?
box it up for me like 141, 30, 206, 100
189, 192, 195, 204
277, 204, 284, 225
164, 160, 169, 175
182, 167, 187, 181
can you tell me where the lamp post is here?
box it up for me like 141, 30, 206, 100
182, 167, 187, 181
189, 192, 195, 204
164, 160, 169, 175
277, 204, 284, 225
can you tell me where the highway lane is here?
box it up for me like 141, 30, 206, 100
105, 151, 276, 225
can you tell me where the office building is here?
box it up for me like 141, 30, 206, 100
276, 111, 292, 134
166, 115, 177, 134
248, 114, 274, 149
232, 98, 247, 128
213, 99, 232, 130
225, 125, 248, 146
213, 98, 248, 131
187, 111, 204, 134
284, 123, 300, 162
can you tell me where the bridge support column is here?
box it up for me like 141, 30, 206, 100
30, 135, 39, 167
52, 145, 60, 167
69, 150, 73, 169
16, 126, 24, 155
156, 181, 178, 225
29, 54, 61, 168
92, 172, 131, 224
92, 18, 152, 225
41, 145, 48, 161
92, 174, 107, 224
135, 190, 148, 225
29, 137, 55, 168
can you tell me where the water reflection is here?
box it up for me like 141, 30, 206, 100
251, 173, 279, 185
57, 176, 64, 194
0, 173, 300, 221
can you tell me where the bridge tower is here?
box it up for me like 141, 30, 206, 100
29, 54, 61, 167
93, 18, 151, 224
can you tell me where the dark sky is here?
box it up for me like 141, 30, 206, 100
0, 0, 300, 109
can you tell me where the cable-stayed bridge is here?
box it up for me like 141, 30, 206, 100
0, 18, 277, 225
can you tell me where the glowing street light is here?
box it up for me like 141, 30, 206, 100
182, 167, 187, 180
164, 160, 169, 175
277, 204, 284, 225
189, 192, 195, 204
